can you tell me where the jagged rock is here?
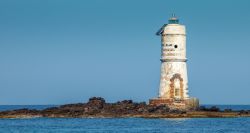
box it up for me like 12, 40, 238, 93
88, 97, 106, 103
87, 97, 105, 109
147, 105, 170, 113
199, 106, 220, 112
60, 103, 84, 108
0, 97, 249, 118
198, 106, 207, 111
120, 100, 133, 104
239, 110, 249, 114
209, 106, 220, 112
169, 109, 186, 114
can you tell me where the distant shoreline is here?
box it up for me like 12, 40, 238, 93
1, 97, 250, 119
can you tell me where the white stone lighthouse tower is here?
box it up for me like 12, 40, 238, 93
150, 15, 198, 109
157, 15, 189, 100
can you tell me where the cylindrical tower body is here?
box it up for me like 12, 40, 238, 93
157, 16, 189, 100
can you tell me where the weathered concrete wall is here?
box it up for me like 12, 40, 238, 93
149, 98, 199, 111
159, 62, 188, 99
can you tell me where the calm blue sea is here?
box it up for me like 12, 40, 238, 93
0, 105, 250, 132
0, 118, 249, 132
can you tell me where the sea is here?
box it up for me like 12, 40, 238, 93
0, 105, 250, 133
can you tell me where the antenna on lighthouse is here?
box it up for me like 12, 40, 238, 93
172, 13, 175, 17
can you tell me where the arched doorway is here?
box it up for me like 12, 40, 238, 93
169, 73, 184, 100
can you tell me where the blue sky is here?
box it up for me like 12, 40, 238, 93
0, 0, 250, 105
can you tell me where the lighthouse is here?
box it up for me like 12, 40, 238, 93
149, 15, 199, 110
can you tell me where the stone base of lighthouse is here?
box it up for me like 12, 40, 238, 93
149, 97, 199, 110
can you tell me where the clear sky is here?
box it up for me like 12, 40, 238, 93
0, 0, 250, 105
